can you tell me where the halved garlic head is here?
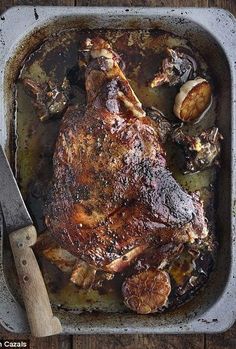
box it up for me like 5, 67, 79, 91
122, 269, 171, 314
173, 77, 212, 122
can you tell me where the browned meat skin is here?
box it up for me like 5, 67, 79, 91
45, 38, 208, 271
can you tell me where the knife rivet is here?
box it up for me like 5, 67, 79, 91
18, 242, 24, 248
23, 275, 29, 282
22, 259, 27, 265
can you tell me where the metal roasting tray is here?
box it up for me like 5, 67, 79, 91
0, 6, 235, 334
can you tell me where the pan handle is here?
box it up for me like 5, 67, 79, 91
9, 225, 62, 337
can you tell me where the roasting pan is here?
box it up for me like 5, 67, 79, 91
0, 6, 235, 334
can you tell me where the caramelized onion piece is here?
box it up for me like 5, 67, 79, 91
122, 269, 171, 314
174, 77, 212, 122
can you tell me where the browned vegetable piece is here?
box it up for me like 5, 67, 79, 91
150, 47, 197, 88
172, 127, 223, 173
173, 78, 212, 122
122, 269, 171, 314
22, 77, 70, 121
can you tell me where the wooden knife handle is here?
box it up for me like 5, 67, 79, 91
9, 225, 62, 337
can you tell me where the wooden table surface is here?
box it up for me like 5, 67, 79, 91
0, 0, 235, 348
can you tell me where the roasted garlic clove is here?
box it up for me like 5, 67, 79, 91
173, 77, 212, 122
122, 269, 171, 314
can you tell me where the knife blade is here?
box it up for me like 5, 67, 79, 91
0, 146, 32, 232
0, 145, 62, 337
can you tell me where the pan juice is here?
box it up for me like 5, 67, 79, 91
11, 28, 217, 312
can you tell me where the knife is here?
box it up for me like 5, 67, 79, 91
0, 146, 62, 337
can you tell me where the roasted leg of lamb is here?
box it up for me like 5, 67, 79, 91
45, 38, 208, 313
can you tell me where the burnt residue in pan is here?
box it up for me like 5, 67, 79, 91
34, 8, 39, 21
11, 28, 218, 313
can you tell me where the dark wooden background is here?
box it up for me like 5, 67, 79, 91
0, 0, 235, 348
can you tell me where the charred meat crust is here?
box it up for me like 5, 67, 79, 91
45, 38, 208, 270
